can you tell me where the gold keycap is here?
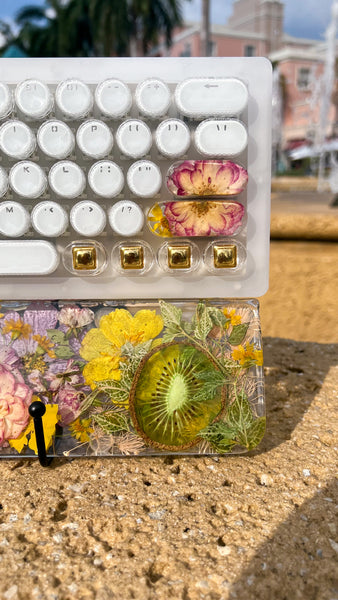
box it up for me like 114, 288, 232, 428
120, 245, 144, 270
213, 244, 237, 268
168, 244, 191, 269
72, 246, 97, 270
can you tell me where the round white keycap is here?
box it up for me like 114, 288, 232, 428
127, 161, 162, 197
48, 161, 86, 199
0, 201, 30, 237
194, 119, 248, 156
0, 83, 13, 119
155, 119, 190, 157
55, 79, 93, 119
70, 200, 106, 236
9, 161, 47, 199
0, 120, 36, 160
135, 79, 171, 118
88, 161, 124, 198
31, 201, 68, 237
76, 120, 113, 159
108, 200, 144, 236
37, 120, 75, 159
95, 79, 132, 118
116, 120, 152, 158
15, 79, 53, 119
0, 167, 8, 197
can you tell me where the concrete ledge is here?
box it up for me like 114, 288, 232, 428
271, 212, 338, 240
272, 177, 330, 192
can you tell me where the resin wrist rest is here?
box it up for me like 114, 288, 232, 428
0, 298, 265, 458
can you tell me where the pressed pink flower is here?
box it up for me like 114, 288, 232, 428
163, 201, 244, 237
58, 306, 94, 329
0, 365, 32, 445
56, 384, 85, 427
167, 160, 248, 197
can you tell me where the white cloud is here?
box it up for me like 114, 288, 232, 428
45, 8, 56, 19
284, 0, 333, 39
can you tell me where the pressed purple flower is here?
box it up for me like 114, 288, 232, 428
1, 305, 58, 357
167, 160, 248, 197
27, 369, 46, 393
45, 359, 83, 392
0, 345, 20, 370
23, 303, 59, 336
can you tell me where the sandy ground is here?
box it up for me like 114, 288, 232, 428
261, 241, 338, 343
0, 197, 337, 600
262, 190, 338, 343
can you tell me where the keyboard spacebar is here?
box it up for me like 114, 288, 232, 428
0, 240, 59, 275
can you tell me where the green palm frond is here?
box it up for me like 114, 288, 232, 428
12, 0, 187, 57
15, 6, 49, 25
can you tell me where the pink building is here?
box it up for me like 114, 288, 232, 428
227, 0, 284, 53
269, 45, 336, 147
160, 0, 337, 150
164, 24, 268, 58
162, 0, 284, 58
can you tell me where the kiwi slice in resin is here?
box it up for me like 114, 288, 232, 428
129, 342, 225, 450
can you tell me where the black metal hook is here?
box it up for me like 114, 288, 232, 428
29, 400, 51, 467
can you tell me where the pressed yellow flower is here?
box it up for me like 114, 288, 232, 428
83, 354, 122, 389
2, 318, 32, 340
232, 343, 263, 367
23, 354, 47, 373
80, 309, 164, 389
223, 308, 242, 329
33, 334, 56, 358
148, 203, 172, 237
8, 403, 59, 454
69, 417, 93, 443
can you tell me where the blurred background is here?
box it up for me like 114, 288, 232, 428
0, 0, 337, 343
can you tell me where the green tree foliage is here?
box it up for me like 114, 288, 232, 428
0, 0, 184, 57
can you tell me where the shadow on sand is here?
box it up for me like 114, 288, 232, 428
251, 337, 338, 455
229, 478, 338, 599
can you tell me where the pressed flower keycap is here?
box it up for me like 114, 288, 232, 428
167, 160, 248, 197
148, 200, 244, 238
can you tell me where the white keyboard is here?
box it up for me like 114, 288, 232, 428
0, 57, 272, 300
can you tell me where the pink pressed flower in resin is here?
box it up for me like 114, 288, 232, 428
0, 366, 32, 445
167, 160, 248, 197
56, 384, 85, 426
163, 201, 244, 237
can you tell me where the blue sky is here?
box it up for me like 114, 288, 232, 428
0, 0, 334, 41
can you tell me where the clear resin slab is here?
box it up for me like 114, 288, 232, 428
0, 299, 265, 458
